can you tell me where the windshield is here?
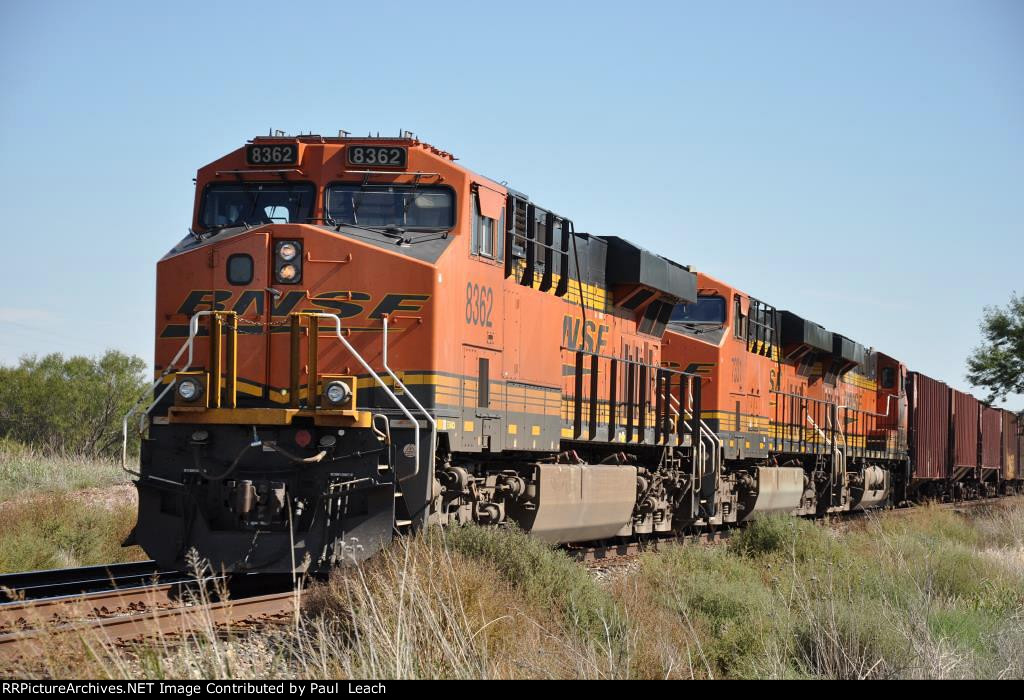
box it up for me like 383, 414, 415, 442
200, 183, 315, 229
325, 184, 454, 229
670, 296, 726, 325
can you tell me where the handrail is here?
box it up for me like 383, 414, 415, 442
303, 312, 422, 479
121, 310, 217, 472
678, 388, 723, 454
832, 408, 850, 454
839, 392, 903, 420
670, 387, 722, 520
381, 314, 436, 491
805, 413, 832, 447
120, 310, 424, 481
772, 387, 904, 420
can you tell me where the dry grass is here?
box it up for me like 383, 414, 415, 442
6, 532, 621, 680
0, 439, 141, 572
0, 492, 143, 572
0, 438, 127, 501
4, 502, 1023, 679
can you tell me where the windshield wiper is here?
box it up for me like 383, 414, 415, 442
330, 220, 408, 242
671, 321, 726, 335
205, 221, 252, 233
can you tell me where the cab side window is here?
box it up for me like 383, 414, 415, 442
881, 367, 895, 389
471, 186, 503, 261
472, 200, 495, 257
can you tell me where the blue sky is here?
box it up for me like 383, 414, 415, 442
1, 0, 1021, 409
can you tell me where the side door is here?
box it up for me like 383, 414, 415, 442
728, 294, 749, 435
462, 344, 504, 452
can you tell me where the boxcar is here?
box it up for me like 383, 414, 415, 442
951, 390, 980, 477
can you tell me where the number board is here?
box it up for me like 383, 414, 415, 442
347, 146, 408, 168
246, 144, 299, 166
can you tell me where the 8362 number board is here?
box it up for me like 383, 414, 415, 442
347, 146, 408, 168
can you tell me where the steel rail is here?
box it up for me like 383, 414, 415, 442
0, 590, 297, 664
0, 561, 184, 603
0, 582, 182, 633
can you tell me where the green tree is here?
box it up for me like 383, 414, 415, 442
966, 292, 1024, 405
0, 351, 149, 458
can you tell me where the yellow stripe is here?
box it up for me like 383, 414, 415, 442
842, 373, 878, 391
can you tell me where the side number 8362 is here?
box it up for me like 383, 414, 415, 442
465, 283, 494, 327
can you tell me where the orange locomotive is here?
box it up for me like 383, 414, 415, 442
129, 133, 707, 573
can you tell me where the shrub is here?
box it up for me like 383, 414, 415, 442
0, 351, 149, 459
730, 512, 834, 562
440, 524, 624, 644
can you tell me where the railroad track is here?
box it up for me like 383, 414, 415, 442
0, 561, 185, 603
0, 559, 298, 666
0, 585, 297, 665
570, 528, 730, 565
0, 581, 183, 635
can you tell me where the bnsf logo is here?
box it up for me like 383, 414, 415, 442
161, 290, 428, 338
562, 314, 609, 354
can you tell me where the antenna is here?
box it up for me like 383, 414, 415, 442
274, 129, 286, 137
338, 129, 350, 138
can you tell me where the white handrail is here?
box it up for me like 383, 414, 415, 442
306, 313, 422, 479
670, 387, 722, 519
806, 413, 828, 445
381, 315, 436, 491
121, 310, 216, 472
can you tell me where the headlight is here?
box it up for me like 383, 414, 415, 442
274, 240, 302, 283
278, 242, 298, 261
324, 380, 353, 406
176, 377, 203, 402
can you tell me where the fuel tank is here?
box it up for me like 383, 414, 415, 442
516, 463, 638, 543
738, 466, 805, 521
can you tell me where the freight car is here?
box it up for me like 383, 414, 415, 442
1002, 411, 1020, 495
123, 133, 1022, 574
907, 377, 1020, 500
